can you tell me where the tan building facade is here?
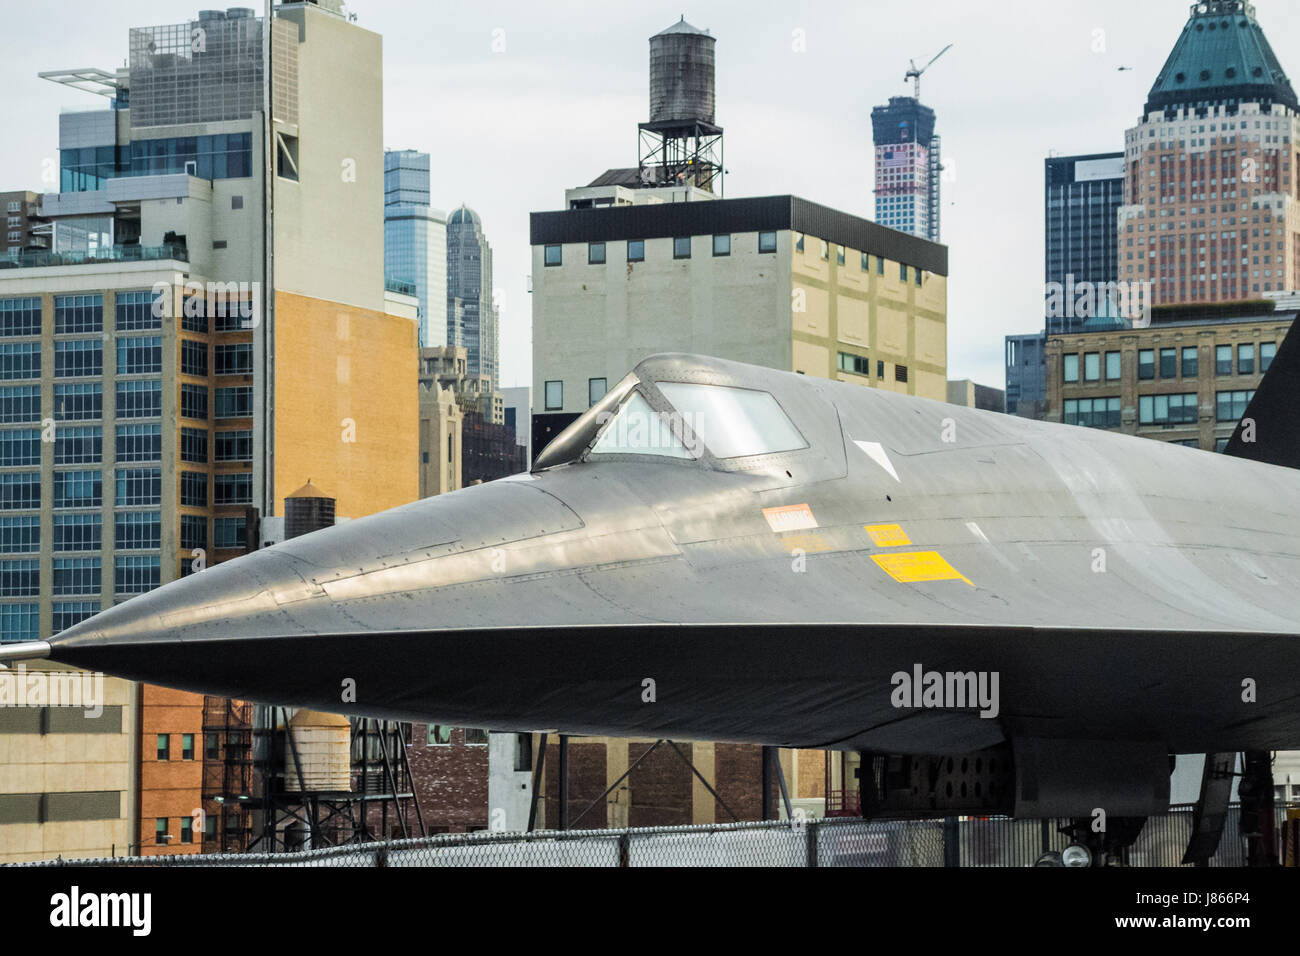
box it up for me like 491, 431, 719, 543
530, 193, 949, 454
1046, 308, 1293, 451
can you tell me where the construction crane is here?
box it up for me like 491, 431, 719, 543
905, 44, 953, 100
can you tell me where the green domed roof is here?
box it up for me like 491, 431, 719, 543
1146, 1, 1296, 113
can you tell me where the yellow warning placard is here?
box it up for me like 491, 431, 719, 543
762, 504, 817, 533
872, 551, 973, 586
780, 533, 831, 555
864, 524, 912, 548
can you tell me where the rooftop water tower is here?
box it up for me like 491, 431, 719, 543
638, 17, 724, 194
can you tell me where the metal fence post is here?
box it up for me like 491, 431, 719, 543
618, 831, 631, 868
943, 817, 960, 867
805, 819, 819, 868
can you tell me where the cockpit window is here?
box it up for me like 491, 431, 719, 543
589, 392, 696, 459
655, 382, 806, 459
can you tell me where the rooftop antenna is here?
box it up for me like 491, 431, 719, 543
905, 43, 953, 100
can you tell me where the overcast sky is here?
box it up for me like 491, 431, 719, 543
5, 0, 1300, 390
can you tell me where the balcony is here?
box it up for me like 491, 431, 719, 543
0, 243, 188, 270
385, 276, 416, 296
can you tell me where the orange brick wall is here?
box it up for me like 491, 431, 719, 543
139, 685, 204, 856
272, 291, 419, 518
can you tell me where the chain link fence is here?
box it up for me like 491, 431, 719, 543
17, 805, 1292, 868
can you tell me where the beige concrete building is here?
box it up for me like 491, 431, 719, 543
530, 191, 949, 452
1, 191, 51, 259
0, 664, 136, 861
417, 381, 462, 498
1046, 305, 1293, 451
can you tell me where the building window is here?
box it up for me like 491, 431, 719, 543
544, 244, 562, 267
180, 471, 208, 508
117, 337, 163, 375
116, 511, 161, 551
1181, 347, 1198, 378
116, 467, 161, 507
713, 234, 731, 257
1062, 354, 1080, 383
52, 426, 100, 465
0, 343, 41, 382
876, 360, 885, 380
215, 430, 253, 462
0, 386, 39, 425
154, 818, 169, 846
427, 725, 452, 746
899, 263, 908, 282
157, 735, 170, 760
817, 240, 828, 261
205, 733, 220, 760
181, 384, 208, 421
0, 473, 41, 510
53, 470, 102, 509
1064, 397, 1121, 429
1139, 393, 1199, 426
214, 516, 247, 550
794, 232, 804, 253
1084, 353, 1101, 382
587, 241, 606, 265
837, 245, 846, 266
52, 557, 100, 596
673, 236, 692, 259
54, 295, 102, 335
215, 386, 253, 419
115, 291, 161, 332
877, 257, 885, 276
1158, 348, 1177, 379
214, 343, 253, 376
1261, 342, 1277, 373
1216, 390, 1255, 422
51, 601, 97, 633
627, 240, 645, 262
115, 380, 162, 419
116, 423, 161, 463
464, 728, 489, 745
0, 298, 41, 337
0, 603, 39, 641
53, 514, 101, 552
180, 817, 193, 844
182, 733, 195, 761
1104, 351, 1121, 381
181, 340, 208, 377
759, 232, 777, 254
53, 382, 102, 421
54, 340, 102, 378
1216, 345, 1233, 376
837, 352, 870, 376
181, 427, 208, 463
180, 514, 206, 552
0, 516, 40, 553
895, 364, 908, 384
0, 429, 40, 467
214, 473, 252, 506
1138, 350, 1155, 380
544, 380, 562, 411
588, 378, 607, 408
1238, 343, 1255, 375
116, 555, 160, 595
0, 560, 39, 597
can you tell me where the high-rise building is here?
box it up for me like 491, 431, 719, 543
384, 149, 447, 348
1006, 152, 1126, 420
1121, 0, 1299, 305
0, 3, 418, 862
871, 97, 941, 243
446, 205, 496, 391
1044, 153, 1126, 333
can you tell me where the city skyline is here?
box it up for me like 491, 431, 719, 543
3, 0, 1300, 391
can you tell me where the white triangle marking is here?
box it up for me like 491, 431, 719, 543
853, 441, 900, 483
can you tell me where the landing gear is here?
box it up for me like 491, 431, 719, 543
1048, 815, 1148, 867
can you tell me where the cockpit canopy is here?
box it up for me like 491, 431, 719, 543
533, 355, 813, 472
